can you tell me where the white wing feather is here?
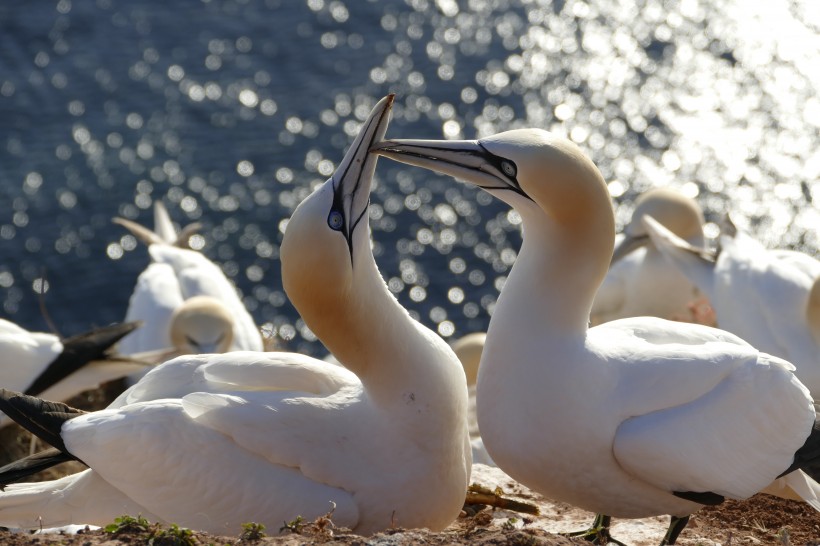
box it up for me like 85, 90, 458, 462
117, 262, 182, 355
61, 399, 360, 533
608, 318, 814, 500
0, 319, 62, 392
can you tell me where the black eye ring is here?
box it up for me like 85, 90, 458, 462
501, 160, 517, 178
328, 210, 344, 231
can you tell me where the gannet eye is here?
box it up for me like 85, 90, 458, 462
501, 160, 517, 178
328, 210, 344, 231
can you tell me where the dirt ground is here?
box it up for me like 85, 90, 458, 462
1, 387, 820, 546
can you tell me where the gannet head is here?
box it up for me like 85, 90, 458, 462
373, 128, 614, 255
169, 295, 234, 354
611, 188, 705, 264
281, 95, 394, 326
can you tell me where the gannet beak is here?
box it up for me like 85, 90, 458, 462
329, 94, 394, 258
610, 234, 650, 265
371, 138, 531, 201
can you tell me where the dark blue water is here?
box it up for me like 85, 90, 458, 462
1, 0, 817, 355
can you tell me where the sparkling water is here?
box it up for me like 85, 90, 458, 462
1, 0, 817, 356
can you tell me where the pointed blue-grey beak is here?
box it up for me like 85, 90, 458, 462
328, 94, 394, 258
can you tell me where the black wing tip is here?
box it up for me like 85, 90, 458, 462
0, 390, 85, 454
780, 418, 820, 480
672, 490, 725, 506
63, 321, 142, 349
0, 447, 78, 489
24, 321, 142, 397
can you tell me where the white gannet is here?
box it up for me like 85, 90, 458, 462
0, 95, 471, 536
644, 215, 820, 396
373, 129, 820, 545
0, 319, 151, 426
114, 201, 263, 357
451, 333, 495, 466
591, 188, 707, 325
451, 332, 485, 387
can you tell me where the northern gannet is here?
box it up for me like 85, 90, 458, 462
373, 129, 820, 545
0, 319, 148, 426
644, 215, 820, 396
114, 202, 263, 357
451, 333, 495, 466
0, 95, 471, 536
451, 332, 485, 387
591, 188, 707, 325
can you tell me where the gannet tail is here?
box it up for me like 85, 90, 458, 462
762, 471, 820, 512
763, 419, 820, 512
113, 216, 165, 245
154, 201, 202, 248
0, 447, 74, 488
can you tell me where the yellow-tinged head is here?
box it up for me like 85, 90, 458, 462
170, 295, 234, 354
280, 95, 394, 361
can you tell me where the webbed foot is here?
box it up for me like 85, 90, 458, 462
562, 514, 628, 546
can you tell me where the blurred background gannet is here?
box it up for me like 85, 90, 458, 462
591, 188, 708, 325
114, 201, 263, 359
374, 129, 820, 545
0, 95, 471, 536
644, 215, 820, 397
451, 332, 494, 466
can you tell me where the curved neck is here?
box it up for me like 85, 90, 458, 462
304, 243, 459, 407
491, 201, 613, 344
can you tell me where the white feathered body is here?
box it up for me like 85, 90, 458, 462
592, 242, 700, 324
478, 232, 816, 518
118, 245, 262, 355
646, 220, 820, 396
480, 315, 814, 517
0, 319, 62, 392
0, 351, 470, 535
707, 234, 820, 392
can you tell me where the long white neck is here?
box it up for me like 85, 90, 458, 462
503, 221, 592, 347
307, 235, 465, 418
479, 197, 614, 382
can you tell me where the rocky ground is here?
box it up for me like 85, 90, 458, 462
0, 458, 819, 546
1, 386, 820, 545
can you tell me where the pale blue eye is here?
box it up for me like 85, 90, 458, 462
501, 160, 516, 177
328, 210, 344, 230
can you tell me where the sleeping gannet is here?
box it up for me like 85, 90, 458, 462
373, 129, 820, 545
0, 95, 471, 536
591, 188, 708, 325
644, 215, 820, 397
114, 201, 263, 358
0, 319, 150, 426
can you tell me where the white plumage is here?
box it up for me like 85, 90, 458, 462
0, 319, 63, 393
115, 202, 263, 357
591, 188, 707, 325
0, 95, 471, 536
644, 215, 820, 396
450, 333, 495, 466
373, 128, 820, 544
